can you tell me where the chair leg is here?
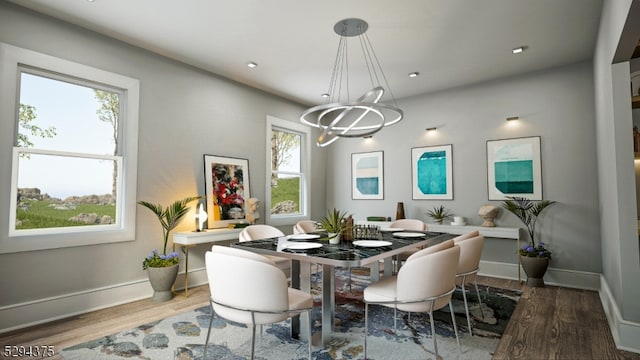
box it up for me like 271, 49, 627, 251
474, 280, 486, 318
429, 307, 438, 358
250, 324, 257, 359
306, 310, 312, 360
250, 313, 256, 360
203, 303, 214, 359
449, 300, 462, 354
393, 307, 397, 331
461, 283, 473, 336
364, 303, 369, 360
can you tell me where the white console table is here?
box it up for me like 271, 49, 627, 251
173, 228, 242, 296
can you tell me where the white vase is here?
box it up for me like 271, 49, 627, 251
328, 233, 341, 244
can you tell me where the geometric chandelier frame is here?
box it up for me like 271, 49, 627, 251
300, 18, 403, 147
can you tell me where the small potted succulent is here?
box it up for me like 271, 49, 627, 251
425, 205, 452, 224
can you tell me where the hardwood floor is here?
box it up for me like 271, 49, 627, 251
0, 276, 638, 359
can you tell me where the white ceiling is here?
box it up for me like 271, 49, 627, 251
8, 0, 603, 106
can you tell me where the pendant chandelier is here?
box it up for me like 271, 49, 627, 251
300, 18, 403, 147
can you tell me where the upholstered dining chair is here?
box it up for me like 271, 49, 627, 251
203, 246, 313, 360
293, 220, 318, 234
391, 219, 427, 272
363, 242, 461, 359
239, 224, 291, 276
454, 234, 486, 336
389, 218, 426, 231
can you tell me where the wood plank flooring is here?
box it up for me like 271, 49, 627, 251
0, 276, 638, 359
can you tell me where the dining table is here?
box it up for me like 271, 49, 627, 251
231, 228, 453, 346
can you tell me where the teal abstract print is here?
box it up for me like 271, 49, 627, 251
418, 150, 447, 194
487, 136, 542, 200
351, 151, 384, 199
412, 145, 453, 200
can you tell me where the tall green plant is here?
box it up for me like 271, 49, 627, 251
138, 196, 200, 255
502, 196, 556, 249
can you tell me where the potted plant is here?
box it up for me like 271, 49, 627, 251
138, 195, 200, 301
502, 196, 556, 287
318, 208, 348, 244
425, 205, 452, 224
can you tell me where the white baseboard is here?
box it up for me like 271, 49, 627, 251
0, 261, 605, 334
599, 276, 640, 354
479, 260, 601, 290
0, 267, 211, 334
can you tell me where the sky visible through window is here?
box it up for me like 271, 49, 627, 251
18, 73, 116, 199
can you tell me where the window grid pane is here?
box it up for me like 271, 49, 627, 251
270, 128, 303, 217
13, 68, 122, 233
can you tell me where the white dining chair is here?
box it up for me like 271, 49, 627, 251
293, 220, 318, 234
454, 234, 486, 335
363, 242, 461, 359
391, 219, 427, 272
390, 219, 426, 231
239, 224, 291, 276
203, 245, 313, 360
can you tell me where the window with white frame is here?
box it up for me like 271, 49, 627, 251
0, 43, 139, 253
265, 116, 310, 225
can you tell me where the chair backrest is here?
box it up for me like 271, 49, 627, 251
293, 220, 318, 234
454, 235, 484, 285
452, 230, 479, 243
205, 245, 290, 325
396, 244, 460, 312
389, 219, 426, 231
406, 238, 454, 261
238, 224, 285, 242
210, 244, 276, 265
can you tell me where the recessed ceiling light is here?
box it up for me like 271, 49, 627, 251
408, 72, 420, 78
512, 46, 528, 54
321, 93, 330, 98
247, 61, 257, 68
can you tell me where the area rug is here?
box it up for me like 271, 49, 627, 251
61, 269, 520, 359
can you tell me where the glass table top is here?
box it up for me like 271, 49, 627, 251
232, 231, 452, 266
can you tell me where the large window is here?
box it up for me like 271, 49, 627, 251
265, 116, 310, 225
0, 43, 139, 253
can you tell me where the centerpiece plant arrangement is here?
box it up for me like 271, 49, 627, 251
138, 195, 200, 301
425, 205, 452, 224
502, 196, 556, 287
318, 208, 349, 244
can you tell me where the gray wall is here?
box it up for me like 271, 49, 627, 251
326, 61, 601, 273
0, 1, 326, 325
594, 0, 640, 329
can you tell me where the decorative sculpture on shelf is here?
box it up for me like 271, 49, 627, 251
245, 197, 260, 225
478, 205, 499, 227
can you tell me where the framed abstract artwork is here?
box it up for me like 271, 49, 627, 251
411, 145, 453, 200
203, 155, 250, 225
486, 136, 542, 200
351, 151, 384, 200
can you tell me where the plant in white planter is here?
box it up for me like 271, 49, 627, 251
318, 208, 349, 244
138, 195, 200, 301
502, 196, 556, 287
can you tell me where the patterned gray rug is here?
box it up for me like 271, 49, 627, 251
61, 269, 520, 359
